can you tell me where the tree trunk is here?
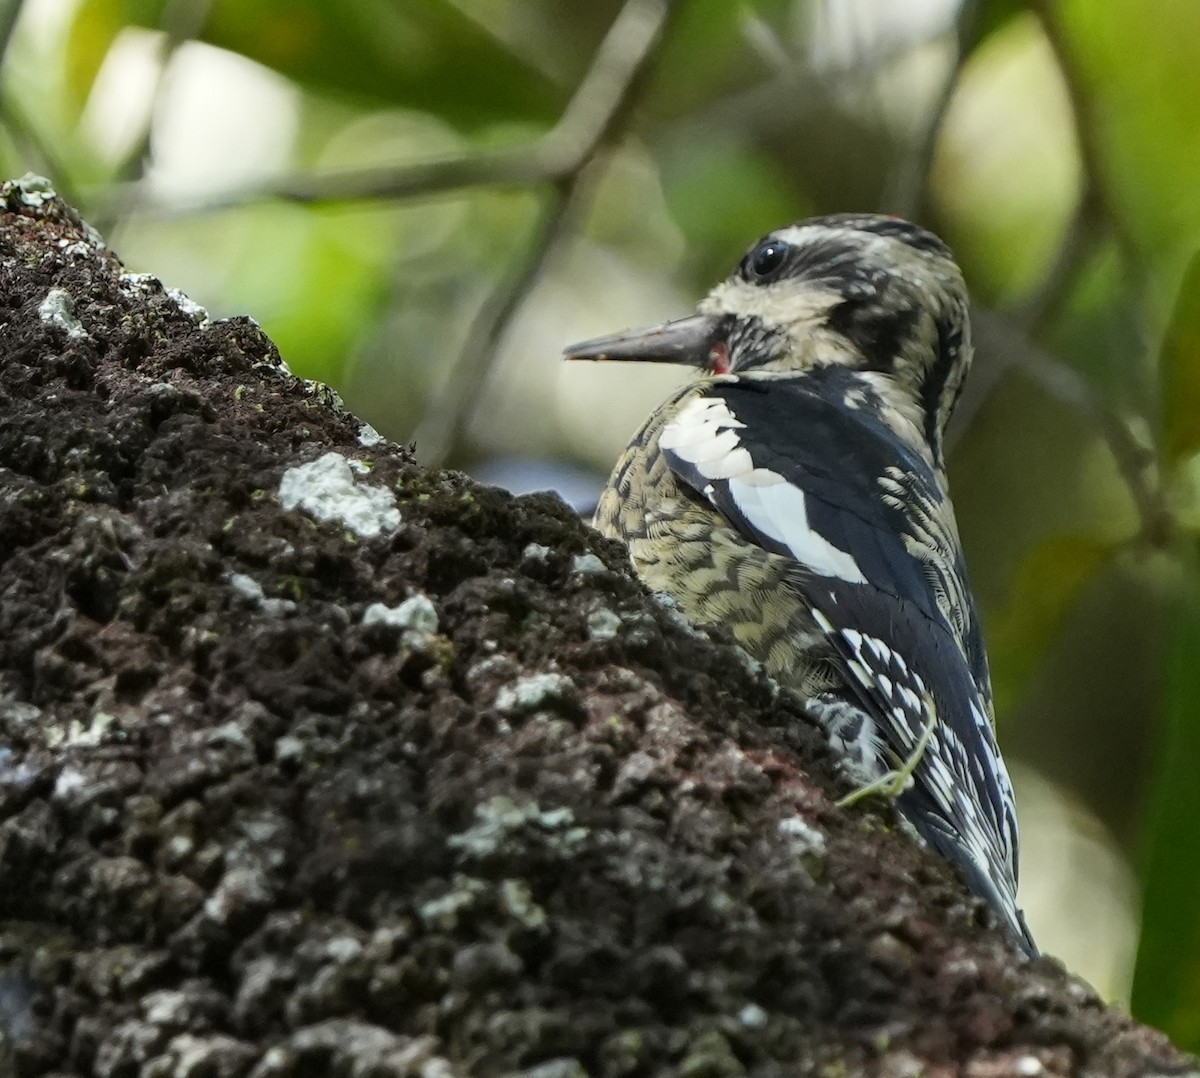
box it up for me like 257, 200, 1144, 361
0, 176, 1189, 1078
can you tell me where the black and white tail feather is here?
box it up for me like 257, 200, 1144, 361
568, 214, 1037, 955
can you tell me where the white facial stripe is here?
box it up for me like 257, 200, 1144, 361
700, 277, 843, 327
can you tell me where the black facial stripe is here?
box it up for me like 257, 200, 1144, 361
826, 294, 920, 374
725, 315, 788, 372
808, 214, 953, 258
920, 316, 964, 461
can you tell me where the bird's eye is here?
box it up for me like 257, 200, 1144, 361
745, 239, 790, 282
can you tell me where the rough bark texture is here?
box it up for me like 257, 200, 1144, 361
0, 176, 1191, 1078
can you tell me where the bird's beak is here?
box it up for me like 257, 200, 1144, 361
563, 314, 723, 367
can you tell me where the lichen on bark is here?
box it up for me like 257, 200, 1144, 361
0, 176, 1191, 1077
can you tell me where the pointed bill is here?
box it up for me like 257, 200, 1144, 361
563, 314, 721, 366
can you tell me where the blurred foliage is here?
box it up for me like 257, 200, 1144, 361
1134, 565, 1200, 1048
4, 0, 1200, 1042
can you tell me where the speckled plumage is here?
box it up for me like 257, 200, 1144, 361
572, 214, 1036, 956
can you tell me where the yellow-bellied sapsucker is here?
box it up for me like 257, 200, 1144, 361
565, 214, 1036, 956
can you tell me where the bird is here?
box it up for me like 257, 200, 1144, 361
564, 214, 1036, 956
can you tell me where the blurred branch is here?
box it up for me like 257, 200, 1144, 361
408, 0, 680, 466
411, 175, 588, 467
952, 1, 1168, 549
1025, 0, 1150, 339
886, 0, 983, 220
973, 308, 1172, 548
104, 0, 677, 219
1010, 177, 1106, 334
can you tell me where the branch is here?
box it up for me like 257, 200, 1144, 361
405, 0, 680, 465
99, 0, 677, 219
1024, 1, 1151, 336
950, 4, 1168, 547
972, 307, 1172, 548
885, 0, 984, 220
410, 174, 585, 467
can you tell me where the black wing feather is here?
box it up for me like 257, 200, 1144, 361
660, 371, 1021, 918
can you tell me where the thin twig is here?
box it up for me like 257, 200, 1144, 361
972, 307, 1171, 548
101, 0, 676, 221
1029, 0, 1150, 336
952, 0, 1167, 553
885, 0, 983, 220
409, 0, 679, 466
1010, 179, 1106, 334
410, 176, 584, 467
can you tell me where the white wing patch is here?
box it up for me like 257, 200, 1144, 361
663, 395, 866, 585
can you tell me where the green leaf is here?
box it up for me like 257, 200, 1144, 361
194, 0, 562, 128
1132, 559, 1200, 1050
1159, 251, 1200, 471
986, 535, 1115, 715
65, 0, 168, 113
1055, 0, 1200, 309
647, 0, 793, 118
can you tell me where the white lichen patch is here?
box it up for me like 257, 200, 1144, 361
499, 879, 547, 929
274, 735, 305, 762
6, 173, 56, 208
522, 543, 551, 563
494, 672, 576, 713
227, 572, 296, 616
278, 452, 401, 538
38, 288, 90, 342
45, 709, 118, 749
118, 272, 158, 296
166, 286, 211, 326
448, 795, 587, 859
737, 1004, 768, 1030
570, 553, 607, 577
58, 238, 94, 259
362, 594, 438, 634
118, 273, 211, 326
777, 815, 827, 859
53, 766, 87, 799
357, 422, 386, 447
586, 607, 621, 642
419, 876, 487, 930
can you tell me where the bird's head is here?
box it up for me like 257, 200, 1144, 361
565, 214, 973, 463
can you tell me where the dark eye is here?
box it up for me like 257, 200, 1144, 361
745, 239, 790, 282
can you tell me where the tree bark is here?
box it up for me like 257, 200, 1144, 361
0, 176, 1190, 1078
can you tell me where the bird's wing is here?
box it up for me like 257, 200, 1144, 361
658, 374, 1019, 903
